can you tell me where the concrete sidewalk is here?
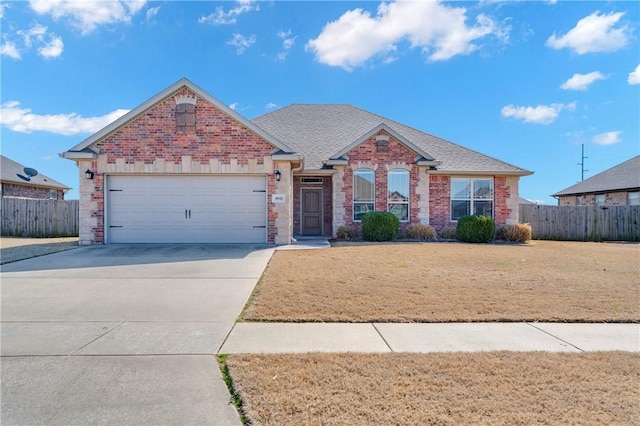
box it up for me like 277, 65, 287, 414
219, 322, 640, 354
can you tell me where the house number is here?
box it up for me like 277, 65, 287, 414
272, 194, 285, 203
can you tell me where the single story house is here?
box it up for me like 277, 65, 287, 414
61, 78, 532, 245
552, 155, 640, 206
1, 155, 70, 200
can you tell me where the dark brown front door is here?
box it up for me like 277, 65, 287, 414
301, 188, 322, 235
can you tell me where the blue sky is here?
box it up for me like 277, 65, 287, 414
1, 0, 638, 203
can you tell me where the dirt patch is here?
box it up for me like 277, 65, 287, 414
225, 352, 640, 425
242, 241, 639, 322
0, 237, 80, 265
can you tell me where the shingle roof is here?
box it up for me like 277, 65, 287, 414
1, 155, 70, 190
252, 104, 531, 175
552, 155, 640, 197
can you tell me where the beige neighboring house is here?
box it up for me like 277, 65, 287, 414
552, 155, 640, 206
1, 155, 70, 200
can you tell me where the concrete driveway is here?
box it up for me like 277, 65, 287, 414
1, 244, 274, 425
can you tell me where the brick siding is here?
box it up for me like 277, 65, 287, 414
2, 183, 64, 200
89, 88, 279, 244
341, 130, 420, 233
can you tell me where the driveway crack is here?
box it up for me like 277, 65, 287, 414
71, 322, 126, 355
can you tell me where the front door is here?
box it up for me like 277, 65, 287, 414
301, 188, 322, 235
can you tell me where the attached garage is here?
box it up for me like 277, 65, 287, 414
107, 175, 267, 243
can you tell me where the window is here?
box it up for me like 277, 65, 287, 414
576, 195, 583, 206
388, 169, 409, 221
451, 178, 493, 220
176, 103, 196, 132
628, 192, 639, 206
49, 189, 57, 200
595, 194, 605, 205
353, 169, 375, 221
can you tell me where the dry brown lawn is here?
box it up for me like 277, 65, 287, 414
242, 241, 639, 322
225, 352, 640, 425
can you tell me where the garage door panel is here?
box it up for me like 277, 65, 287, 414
107, 176, 267, 243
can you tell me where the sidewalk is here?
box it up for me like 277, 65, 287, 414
219, 322, 640, 354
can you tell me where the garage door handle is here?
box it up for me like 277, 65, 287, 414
185, 209, 187, 219
253, 225, 266, 228
188, 209, 191, 219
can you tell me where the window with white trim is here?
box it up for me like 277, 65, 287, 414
388, 169, 409, 221
595, 194, 605, 205
628, 192, 640, 206
451, 178, 493, 220
353, 169, 375, 221
49, 189, 57, 200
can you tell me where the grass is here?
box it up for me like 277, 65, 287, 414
223, 352, 640, 425
241, 241, 639, 322
225, 241, 640, 424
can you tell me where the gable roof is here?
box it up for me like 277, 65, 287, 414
252, 104, 532, 175
62, 78, 294, 158
330, 122, 436, 162
552, 155, 640, 197
1, 155, 70, 190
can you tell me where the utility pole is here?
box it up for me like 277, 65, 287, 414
577, 143, 588, 181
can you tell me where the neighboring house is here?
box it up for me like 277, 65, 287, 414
1, 155, 70, 200
60, 78, 532, 245
552, 155, 640, 206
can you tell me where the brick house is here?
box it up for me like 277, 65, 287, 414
1, 155, 69, 200
61, 78, 532, 245
553, 155, 640, 206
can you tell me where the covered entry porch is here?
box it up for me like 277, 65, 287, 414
293, 174, 333, 237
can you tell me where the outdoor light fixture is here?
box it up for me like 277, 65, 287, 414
85, 169, 94, 180
275, 170, 281, 182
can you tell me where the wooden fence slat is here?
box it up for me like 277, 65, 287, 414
519, 204, 640, 242
0, 198, 79, 237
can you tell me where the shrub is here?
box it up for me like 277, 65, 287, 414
456, 215, 496, 243
336, 225, 360, 241
439, 226, 457, 240
495, 223, 532, 243
361, 212, 399, 242
404, 223, 437, 241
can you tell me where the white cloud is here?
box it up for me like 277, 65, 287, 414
266, 102, 277, 110
501, 102, 576, 125
560, 71, 606, 90
145, 6, 160, 23
4, 23, 63, 59
0, 2, 10, 19
0, 40, 21, 59
29, 0, 147, 35
199, 0, 259, 25
38, 35, 63, 58
227, 33, 255, 54
592, 131, 621, 145
229, 102, 239, 111
0, 101, 129, 135
628, 64, 640, 85
546, 11, 630, 54
306, 0, 508, 70
276, 29, 296, 62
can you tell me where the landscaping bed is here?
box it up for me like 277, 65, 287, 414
241, 240, 639, 322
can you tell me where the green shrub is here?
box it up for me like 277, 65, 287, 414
361, 212, 399, 242
404, 223, 437, 241
439, 226, 457, 240
456, 215, 496, 243
495, 223, 532, 243
336, 225, 360, 241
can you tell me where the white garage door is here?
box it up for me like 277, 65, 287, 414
107, 175, 267, 243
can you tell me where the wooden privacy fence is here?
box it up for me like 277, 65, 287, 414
1, 198, 79, 237
520, 204, 640, 242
